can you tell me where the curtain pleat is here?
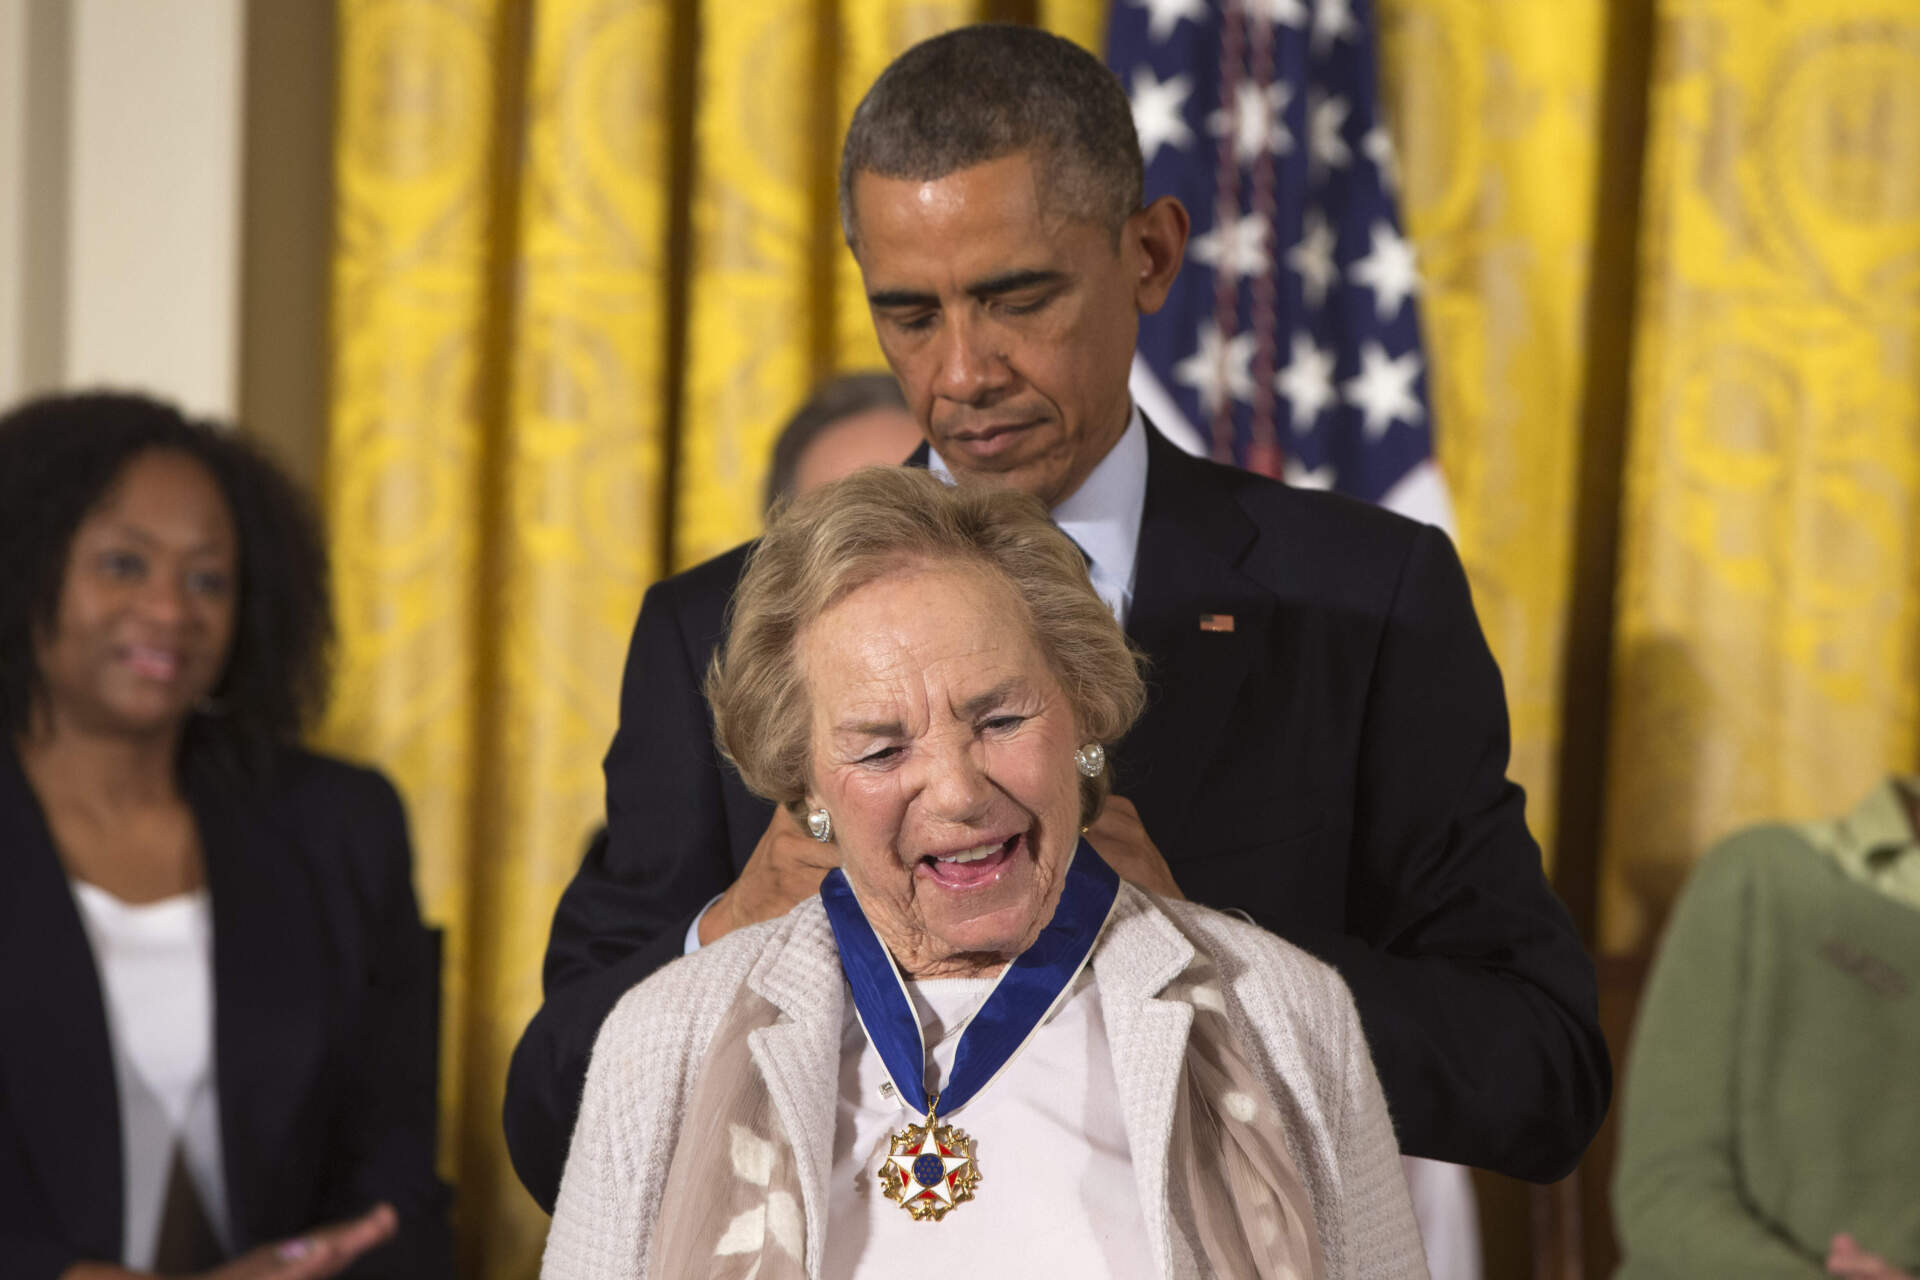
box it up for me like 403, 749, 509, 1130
1599, 0, 1920, 951
672, 0, 987, 572
460, 0, 679, 1272
1375, 0, 1613, 873
833, 0, 982, 373
323, 0, 510, 1233
1038, 0, 1108, 55
673, 0, 822, 568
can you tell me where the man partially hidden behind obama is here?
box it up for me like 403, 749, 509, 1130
511, 21, 1608, 1276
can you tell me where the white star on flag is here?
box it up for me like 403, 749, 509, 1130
1130, 68, 1195, 164
1130, 0, 1207, 43
1342, 341, 1424, 439
1276, 331, 1337, 432
1112, 0, 1446, 517
1349, 220, 1420, 321
1247, 0, 1309, 27
1190, 212, 1272, 283
1312, 0, 1359, 54
1308, 92, 1352, 173
1286, 211, 1338, 308
1284, 458, 1338, 490
1208, 81, 1292, 166
886, 1125, 972, 1207
1174, 322, 1258, 416
1363, 124, 1399, 190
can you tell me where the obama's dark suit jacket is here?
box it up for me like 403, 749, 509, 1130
505, 423, 1610, 1210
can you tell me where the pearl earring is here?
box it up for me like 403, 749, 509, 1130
1073, 744, 1106, 778
806, 808, 833, 842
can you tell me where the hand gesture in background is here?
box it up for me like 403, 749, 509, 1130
1829, 1233, 1916, 1280
60, 1203, 397, 1280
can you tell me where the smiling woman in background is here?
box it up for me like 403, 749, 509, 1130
0, 393, 451, 1280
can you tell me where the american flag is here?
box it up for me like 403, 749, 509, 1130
1110, 0, 1453, 527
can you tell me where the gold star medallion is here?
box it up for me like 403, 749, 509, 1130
878, 1107, 979, 1221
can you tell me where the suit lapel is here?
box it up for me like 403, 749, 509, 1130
191, 766, 329, 1250
744, 904, 846, 1278
0, 748, 124, 1258
1120, 427, 1273, 853
916, 424, 1274, 851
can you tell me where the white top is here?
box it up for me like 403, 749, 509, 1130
930, 404, 1149, 627
824, 969, 1154, 1279
70, 882, 232, 1267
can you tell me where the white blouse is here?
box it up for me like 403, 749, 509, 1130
70, 881, 232, 1268
825, 969, 1154, 1278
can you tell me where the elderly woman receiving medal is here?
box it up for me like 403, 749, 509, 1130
541, 468, 1426, 1280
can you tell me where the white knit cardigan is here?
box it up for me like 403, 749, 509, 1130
543, 884, 1428, 1279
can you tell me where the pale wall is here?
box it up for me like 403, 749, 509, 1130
0, 0, 332, 491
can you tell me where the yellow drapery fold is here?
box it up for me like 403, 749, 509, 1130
1377, 0, 1920, 945
674, 0, 820, 567
1375, 0, 1612, 871
834, 0, 981, 373
1038, 0, 1107, 56
1599, 0, 1920, 951
474, 0, 676, 1271
677, 0, 980, 570
323, 0, 508, 1217
329, 0, 675, 1274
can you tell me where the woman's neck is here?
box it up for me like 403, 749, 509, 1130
15, 715, 183, 817
17, 716, 205, 903
902, 952, 1010, 981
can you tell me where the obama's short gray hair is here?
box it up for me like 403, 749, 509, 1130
839, 24, 1144, 249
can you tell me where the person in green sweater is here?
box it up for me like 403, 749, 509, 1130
1614, 777, 1920, 1279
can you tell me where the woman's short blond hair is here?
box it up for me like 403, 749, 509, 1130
707, 466, 1146, 826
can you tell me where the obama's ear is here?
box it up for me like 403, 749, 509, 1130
1128, 196, 1190, 315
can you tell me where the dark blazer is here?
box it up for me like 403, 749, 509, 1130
505, 424, 1610, 1209
0, 743, 452, 1280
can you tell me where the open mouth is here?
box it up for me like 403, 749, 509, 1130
124, 645, 183, 682
918, 832, 1022, 888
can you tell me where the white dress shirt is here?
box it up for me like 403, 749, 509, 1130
70, 882, 233, 1267
929, 404, 1149, 627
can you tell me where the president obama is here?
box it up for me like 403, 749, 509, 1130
506, 23, 1608, 1211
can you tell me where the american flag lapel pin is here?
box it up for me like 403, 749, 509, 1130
1198, 613, 1235, 633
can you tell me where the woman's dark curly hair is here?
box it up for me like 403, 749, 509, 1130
0, 391, 333, 770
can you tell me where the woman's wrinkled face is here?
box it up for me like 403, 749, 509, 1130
800, 560, 1084, 978
34, 450, 238, 740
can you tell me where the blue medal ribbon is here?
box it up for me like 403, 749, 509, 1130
819, 838, 1120, 1118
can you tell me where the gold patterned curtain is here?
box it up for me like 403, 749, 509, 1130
1375, 0, 1615, 874
1596, 0, 1920, 951
323, 0, 1920, 1274
1376, 0, 1920, 958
